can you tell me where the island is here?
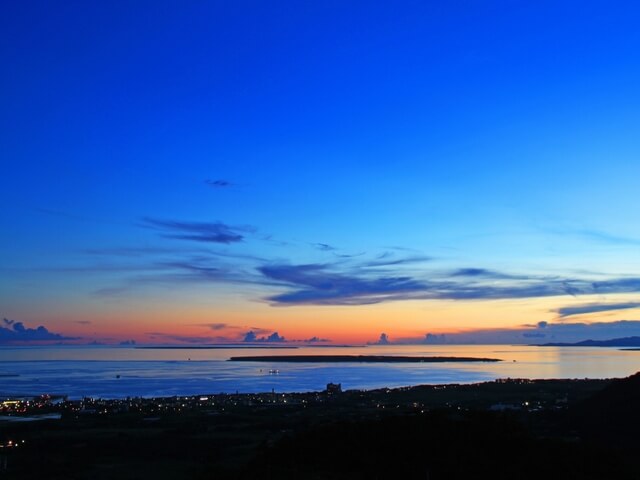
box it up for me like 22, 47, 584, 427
228, 354, 501, 362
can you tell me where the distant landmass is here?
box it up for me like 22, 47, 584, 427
137, 345, 299, 350
540, 336, 640, 347
229, 355, 501, 363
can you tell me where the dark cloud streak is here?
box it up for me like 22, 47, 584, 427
259, 263, 428, 306
141, 217, 252, 244
314, 243, 336, 251
556, 302, 640, 319
363, 255, 431, 268
256, 263, 637, 306
205, 179, 234, 188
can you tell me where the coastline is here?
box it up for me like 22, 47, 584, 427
2, 374, 638, 479
228, 354, 502, 363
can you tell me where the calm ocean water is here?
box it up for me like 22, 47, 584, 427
0, 345, 638, 399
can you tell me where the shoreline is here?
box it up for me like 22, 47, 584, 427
228, 354, 502, 363
0, 375, 616, 404
0, 375, 620, 403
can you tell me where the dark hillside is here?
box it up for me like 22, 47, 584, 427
572, 371, 640, 447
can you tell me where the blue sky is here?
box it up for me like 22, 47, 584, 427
2, 1, 640, 344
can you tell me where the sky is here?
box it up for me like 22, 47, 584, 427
2, 1, 640, 345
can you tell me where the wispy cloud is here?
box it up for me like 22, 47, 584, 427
247, 327, 273, 335
592, 278, 640, 294
42, 242, 640, 308
93, 286, 131, 296
259, 263, 428, 305
141, 217, 253, 244
82, 246, 189, 257
255, 261, 629, 306
205, 179, 235, 188
450, 268, 490, 277
555, 302, 640, 319
314, 243, 336, 252
363, 255, 431, 268
565, 228, 640, 246
39, 263, 171, 274
31, 216, 640, 310
205, 323, 232, 331
312, 242, 364, 258
333, 251, 366, 258
145, 332, 227, 344
449, 268, 518, 279
89, 256, 276, 297
189, 324, 274, 335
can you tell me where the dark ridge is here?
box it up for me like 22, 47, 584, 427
229, 355, 501, 363
572, 371, 640, 447
539, 336, 640, 347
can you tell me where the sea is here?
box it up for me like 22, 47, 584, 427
1, 344, 639, 399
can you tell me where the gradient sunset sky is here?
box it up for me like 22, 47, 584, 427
2, 1, 640, 345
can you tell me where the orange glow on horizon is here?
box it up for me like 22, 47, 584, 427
16, 293, 640, 345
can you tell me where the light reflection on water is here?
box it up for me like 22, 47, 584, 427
0, 345, 638, 399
